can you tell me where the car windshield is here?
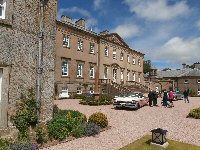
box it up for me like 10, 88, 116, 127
118, 92, 143, 98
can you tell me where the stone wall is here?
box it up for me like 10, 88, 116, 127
0, 0, 57, 128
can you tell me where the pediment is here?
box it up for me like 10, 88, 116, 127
101, 33, 129, 48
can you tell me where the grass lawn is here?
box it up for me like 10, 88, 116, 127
120, 135, 200, 150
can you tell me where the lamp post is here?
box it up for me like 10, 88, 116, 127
150, 128, 169, 148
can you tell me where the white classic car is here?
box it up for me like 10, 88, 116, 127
113, 92, 148, 109
59, 89, 70, 99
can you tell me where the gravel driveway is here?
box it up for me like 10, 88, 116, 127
42, 97, 200, 150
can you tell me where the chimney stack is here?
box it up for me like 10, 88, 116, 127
61, 15, 72, 23
182, 63, 186, 69
75, 18, 86, 28
100, 30, 109, 35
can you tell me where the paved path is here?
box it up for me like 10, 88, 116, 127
42, 97, 200, 150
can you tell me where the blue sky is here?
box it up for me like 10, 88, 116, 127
58, 0, 200, 70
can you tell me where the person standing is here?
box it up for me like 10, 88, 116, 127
183, 89, 189, 103
153, 91, 158, 106
169, 90, 174, 107
148, 90, 153, 107
162, 91, 168, 107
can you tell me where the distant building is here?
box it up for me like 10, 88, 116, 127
0, 0, 57, 128
55, 16, 146, 96
146, 63, 200, 95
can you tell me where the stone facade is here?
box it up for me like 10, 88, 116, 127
55, 16, 145, 96
0, 0, 57, 128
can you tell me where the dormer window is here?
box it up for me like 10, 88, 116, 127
132, 57, 136, 65
0, 0, 6, 19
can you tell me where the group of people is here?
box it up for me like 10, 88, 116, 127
148, 90, 158, 107
148, 89, 190, 108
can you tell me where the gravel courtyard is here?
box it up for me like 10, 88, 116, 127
42, 97, 200, 150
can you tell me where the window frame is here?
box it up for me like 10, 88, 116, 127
104, 47, 109, 57
63, 35, 70, 48
113, 49, 117, 59
77, 63, 83, 78
89, 43, 95, 54
138, 59, 141, 66
132, 57, 136, 65
120, 52, 124, 61
0, 0, 6, 19
132, 72, 135, 81
127, 70, 130, 81
184, 79, 189, 84
62, 60, 68, 76
90, 64, 95, 79
104, 66, 108, 79
197, 79, 200, 84
77, 87, 82, 95
120, 70, 124, 81
78, 39, 83, 51
127, 55, 130, 63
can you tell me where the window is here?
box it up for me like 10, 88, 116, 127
127, 70, 130, 81
90, 87, 94, 94
62, 61, 68, 76
113, 69, 117, 81
104, 47, 108, 56
78, 40, 83, 51
120, 70, 124, 81
138, 73, 141, 83
184, 79, 189, 83
198, 89, 200, 96
120, 53, 124, 61
77, 87, 82, 94
77, 63, 83, 77
0, 0, 6, 19
138, 59, 141, 66
127, 55, 130, 63
104, 66, 108, 79
113, 49, 116, 59
132, 72, 135, 81
90, 43, 95, 53
90, 64, 95, 79
63, 35, 70, 47
197, 79, 200, 83
132, 57, 136, 65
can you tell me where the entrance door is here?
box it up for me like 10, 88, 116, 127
0, 69, 2, 102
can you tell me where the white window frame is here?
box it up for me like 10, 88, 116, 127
197, 79, 200, 83
113, 49, 117, 59
63, 35, 70, 47
105, 47, 108, 57
77, 63, 83, 77
184, 79, 189, 84
127, 71, 130, 81
120, 70, 124, 81
90, 87, 94, 94
77, 87, 82, 95
138, 73, 141, 83
197, 89, 200, 96
90, 43, 95, 53
0, 0, 6, 19
120, 53, 124, 61
132, 58, 136, 65
90, 64, 95, 79
62, 61, 68, 76
132, 72, 135, 81
78, 40, 83, 51
138, 59, 141, 66
113, 69, 117, 81
104, 66, 108, 79
127, 55, 130, 63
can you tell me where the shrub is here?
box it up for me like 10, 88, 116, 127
88, 112, 108, 128
35, 124, 48, 144
48, 110, 87, 140
84, 122, 101, 136
71, 123, 85, 138
0, 138, 12, 150
187, 107, 200, 119
11, 89, 38, 138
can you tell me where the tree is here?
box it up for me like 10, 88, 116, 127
143, 60, 152, 74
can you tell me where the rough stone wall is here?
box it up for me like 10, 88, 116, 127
0, 0, 57, 127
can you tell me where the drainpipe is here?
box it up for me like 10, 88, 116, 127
37, 0, 44, 120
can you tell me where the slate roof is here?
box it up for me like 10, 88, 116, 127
157, 68, 192, 78
181, 68, 200, 77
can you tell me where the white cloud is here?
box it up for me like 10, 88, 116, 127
57, 7, 98, 28
111, 24, 140, 39
154, 37, 200, 64
197, 20, 200, 29
124, 0, 190, 21
93, 0, 105, 10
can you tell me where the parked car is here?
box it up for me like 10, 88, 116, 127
113, 92, 148, 110
174, 92, 184, 100
59, 90, 70, 99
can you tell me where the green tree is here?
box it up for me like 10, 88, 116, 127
143, 60, 152, 74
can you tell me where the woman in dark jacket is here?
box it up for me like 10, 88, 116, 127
163, 91, 168, 107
